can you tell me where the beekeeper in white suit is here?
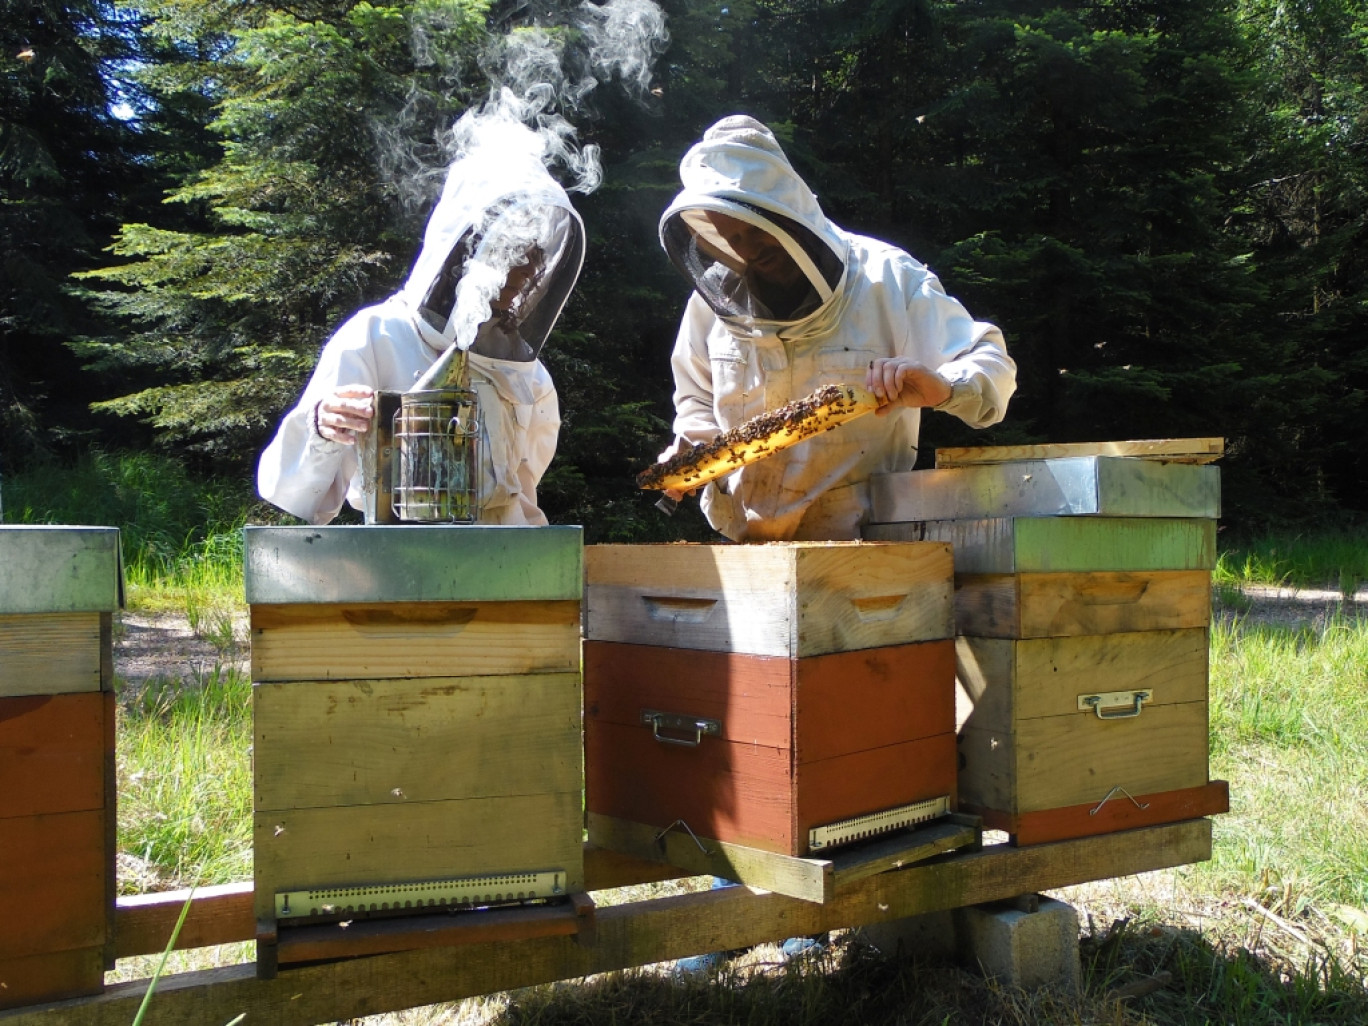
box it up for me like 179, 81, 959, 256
658, 115, 1017, 542
258, 121, 584, 525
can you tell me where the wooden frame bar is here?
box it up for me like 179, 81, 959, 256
6, 820, 1212, 1026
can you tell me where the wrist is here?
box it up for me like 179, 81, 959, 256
932, 379, 960, 410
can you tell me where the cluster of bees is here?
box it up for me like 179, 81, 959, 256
637, 384, 868, 491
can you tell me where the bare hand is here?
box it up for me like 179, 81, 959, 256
866, 358, 952, 416
315, 385, 375, 444
656, 438, 696, 501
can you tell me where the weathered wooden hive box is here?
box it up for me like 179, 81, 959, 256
583, 541, 958, 897
865, 443, 1229, 845
245, 525, 584, 955
0, 527, 120, 1009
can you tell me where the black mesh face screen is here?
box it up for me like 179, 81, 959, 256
661, 205, 841, 323
417, 203, 583, 361
420, 229, 477, 327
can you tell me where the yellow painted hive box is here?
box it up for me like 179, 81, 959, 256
245, 526, 584, 933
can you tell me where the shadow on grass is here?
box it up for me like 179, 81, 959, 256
473, 921, 1367, 1026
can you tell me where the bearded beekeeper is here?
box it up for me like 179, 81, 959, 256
657, 115, 1017, 542
258, 122, 584, 525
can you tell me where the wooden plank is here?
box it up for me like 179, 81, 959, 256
583, 846, 689, 892
967, 781, 1230, 845
275, 899, 587, 965
790, 544, 954, 657
957, 628, 1210, 732
114, 884, 255, 959
587, 813, 833, 904
0, 614, 102, 698
796, 734, 958, 846
584, 642, 793, 750
954, 571, 1212, 638
249, 601, 580, 681
253, 792, 585, 922
794, 641, 956, 762
584, 542, 953, 657
830, 815, 981, 889
935, 438, 1224, 467
0, 948, 104, 1011
864, 518, 1217, 574
0, 811, 108, 960
585, 719, 793, 853
0, 692, 108, 818
0, 820, 1213, 1026
959, 700, 1210, 813
254, 672, 581, 811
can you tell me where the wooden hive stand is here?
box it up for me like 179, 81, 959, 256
0, 527, 121, 1010
866, 439, 1230, 845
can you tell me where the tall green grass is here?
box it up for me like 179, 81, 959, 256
117, 664, 253, 891
1215, 526, 1368, 596
1200, 614, 1368, 911
2, 449, 273, 612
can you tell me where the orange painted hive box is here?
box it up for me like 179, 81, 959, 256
584, 542, 958, 871
0, 527, 121, 1010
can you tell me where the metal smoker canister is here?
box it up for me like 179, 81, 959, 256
389, 387, 481, 523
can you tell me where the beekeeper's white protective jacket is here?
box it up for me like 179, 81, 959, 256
258, 134, 584, 526
660, 116, 1017, 541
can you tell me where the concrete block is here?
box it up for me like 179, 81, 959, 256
954, 896, 1080, 991
857, 909, 956, 960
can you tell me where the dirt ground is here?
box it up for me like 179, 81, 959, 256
1213, 582, 1368, 632
113, 609, 249, 686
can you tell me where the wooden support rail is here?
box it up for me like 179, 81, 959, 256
110, 846, 691, 959
3, 819, 1212, 1026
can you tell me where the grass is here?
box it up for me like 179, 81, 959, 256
2, 448, 264, 616
7, 454, 1368, 1023
1215, 525, 1368, 597
117, 664, 253, 893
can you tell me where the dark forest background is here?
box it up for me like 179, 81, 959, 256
4, 0, 1367, 541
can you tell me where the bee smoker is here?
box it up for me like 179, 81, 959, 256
360, 347, 481, 524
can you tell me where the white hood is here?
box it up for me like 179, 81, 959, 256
399, 120, 586, 362
659, 116, 851, 342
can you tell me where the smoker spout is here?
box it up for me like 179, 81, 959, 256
412, 343, 470, 391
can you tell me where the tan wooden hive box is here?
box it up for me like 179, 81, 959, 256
245, 525, 585, 968
864, 441, 1229, 847
0, 527, 120, 1009
584, 541, 972, 902
955, 629, 1227, 843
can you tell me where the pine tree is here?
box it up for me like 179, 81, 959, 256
74, 0, 491, 467
0, 0, 148, 466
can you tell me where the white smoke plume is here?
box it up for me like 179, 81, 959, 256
383, 1, 668, 356
380, 0, 669, 208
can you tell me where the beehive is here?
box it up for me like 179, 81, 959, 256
0, 527, 120, 1009
245, 525, 584, 963
866, 446, 1229, 844
583, 541, 959, 899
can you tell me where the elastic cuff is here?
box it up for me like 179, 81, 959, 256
933, 378, 962, 410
